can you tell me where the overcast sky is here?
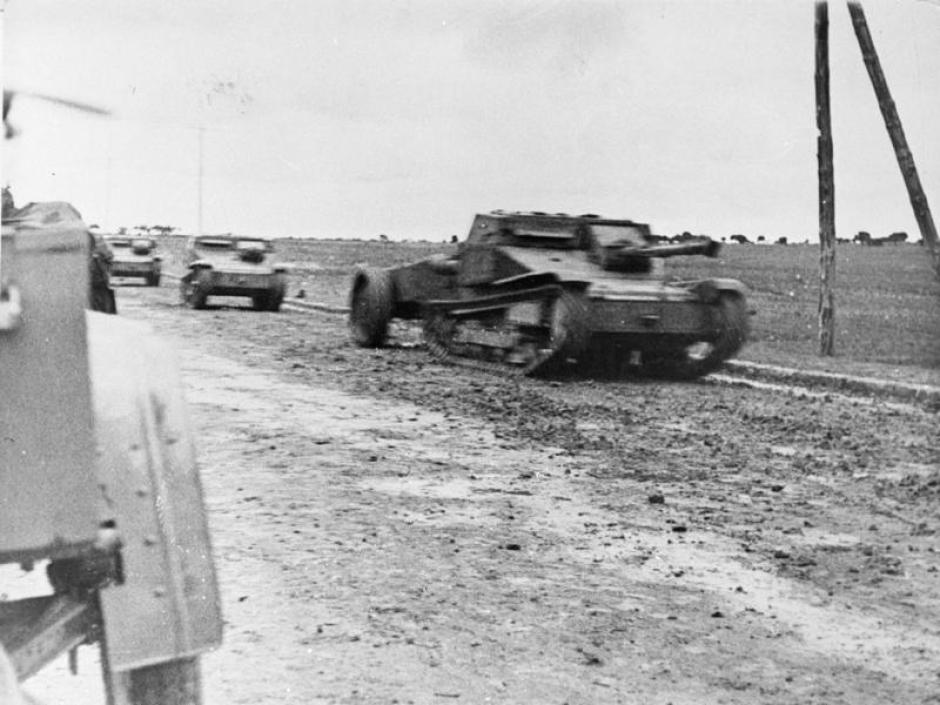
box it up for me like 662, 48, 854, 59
3, 0, 940, 241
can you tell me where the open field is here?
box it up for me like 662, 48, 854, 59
152, 235, 940, 385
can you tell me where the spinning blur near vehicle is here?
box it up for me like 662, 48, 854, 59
349, 211, 750, 379
1, 91, 222, 704
3, 88, 110, 140
180, 235, 288, 311
104, 235, 163, 286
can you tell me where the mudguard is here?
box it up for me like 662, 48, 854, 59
711, 277, 748, 297
187, 260, 214, 270
88, 313, 222, 671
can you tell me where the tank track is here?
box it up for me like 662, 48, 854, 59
421, 285, 590, 377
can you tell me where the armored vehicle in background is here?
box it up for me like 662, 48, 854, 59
105, 235, 162, 286
180, 234, 287, 311
349, 211, 750, 379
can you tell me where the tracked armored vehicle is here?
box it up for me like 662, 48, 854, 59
349, 211, 750, 378
105, 234, 163, 286
180, 234, 287, 311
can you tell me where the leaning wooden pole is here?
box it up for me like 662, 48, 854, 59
848, 1, 940, 280
816, 1, 836, 356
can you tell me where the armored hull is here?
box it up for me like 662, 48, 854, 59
105, 235, 162, 285
349, 212, 750, 378
180, 234, 288, 311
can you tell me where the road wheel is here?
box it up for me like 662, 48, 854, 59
349, 268, 394, 347
648, 293, 749, 380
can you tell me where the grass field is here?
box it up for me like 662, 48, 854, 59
153, 235, 940, 384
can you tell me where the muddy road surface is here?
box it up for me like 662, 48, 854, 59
28, 284, 940, 704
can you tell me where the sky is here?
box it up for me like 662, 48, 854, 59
3, 0, 940, 242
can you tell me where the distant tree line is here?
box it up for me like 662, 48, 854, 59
651, 231, 793, 246
852, 231, 911, 246
651, 229, 918, 247
113, 225, 178, 236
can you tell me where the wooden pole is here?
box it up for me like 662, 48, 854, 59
816, 1, 836, 356
847, 1, 940, 280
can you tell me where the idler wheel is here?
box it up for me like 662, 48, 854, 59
349, 268, 394, 347
648, 293, 749, 379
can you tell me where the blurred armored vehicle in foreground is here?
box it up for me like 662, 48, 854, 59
349, 211, 750, 379
1, 199, 116, 313
1, 203, 221, 704
180, 234, 287, 311
105, 235, 162, 286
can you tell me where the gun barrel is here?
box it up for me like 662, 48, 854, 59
630, 238, 721, 259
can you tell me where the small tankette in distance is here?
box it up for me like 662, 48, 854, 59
349, 211, 750, 378
180, 234, 288, 311
104, 235, 162, 286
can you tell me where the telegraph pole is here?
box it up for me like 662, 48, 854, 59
816, 2, 836, 356
847, 1, 940, 280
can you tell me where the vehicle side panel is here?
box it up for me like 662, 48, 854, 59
390, 261, 458, 317
590, 299, 714, 336
0, 226, 100, 563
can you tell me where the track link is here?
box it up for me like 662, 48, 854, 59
421, 286, 589, 377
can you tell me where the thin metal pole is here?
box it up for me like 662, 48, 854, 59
847, 1, 940, 279
105, 132, 113, 228
197, 126, 204, 237
816, 2, 836, 356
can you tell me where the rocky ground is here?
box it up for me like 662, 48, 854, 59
26, 281, 940, 705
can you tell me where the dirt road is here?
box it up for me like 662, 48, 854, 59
29, 284, 940, 704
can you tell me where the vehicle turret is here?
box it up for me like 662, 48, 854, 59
589, 234, 721, 273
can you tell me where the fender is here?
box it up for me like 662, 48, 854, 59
488, 270, 561, 291
688, 278, 747, 303
88, 312, 222, 670
489, 271, 591, 295
711, 278, 748, 297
